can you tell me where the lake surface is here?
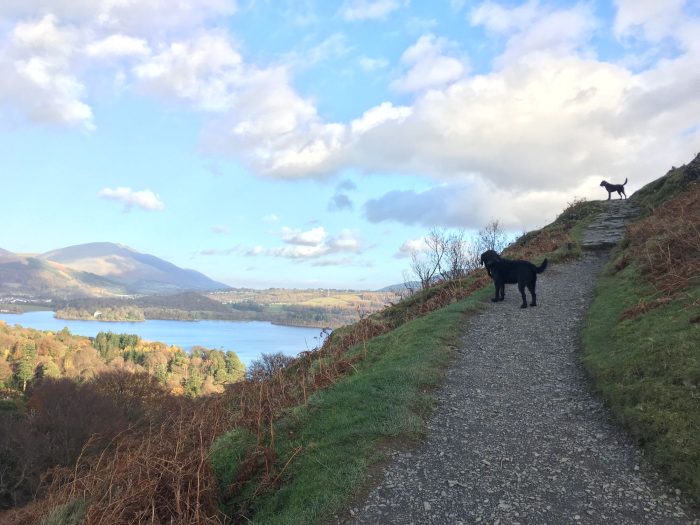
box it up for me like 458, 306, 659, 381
0, 311, 323, 366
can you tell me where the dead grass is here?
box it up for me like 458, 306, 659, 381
616, 184, 700, 319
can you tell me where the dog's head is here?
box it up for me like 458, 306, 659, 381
480, 250, 501, 268
600, 180, 608, 187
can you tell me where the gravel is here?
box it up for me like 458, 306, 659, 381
335, 249, 699, 524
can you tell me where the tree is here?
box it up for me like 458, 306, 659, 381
0, 356, 12, 388
246, 352, 293, 381
477, 220, 508, 255
13, 342, 36, 392
410, 228, 449, 289
38, 360, 61, 379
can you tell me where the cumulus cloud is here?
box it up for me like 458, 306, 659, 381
366, 176, 605, 231
281, 226, 328, 246
391, 34, 467, 93
98, 187, 165, 211
133, 33, 243, 111
613, 0, 687, 42
201, 0, 699, 233
340, 0, 404, 21
0, 14, 93, 129
86, 34, 150, 58
0, 0, 236, 36
250, 227, 362, 260
394, 237, 428, 258
0, 0, 237, 128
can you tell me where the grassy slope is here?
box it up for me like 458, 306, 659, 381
215, 287, 491, 524
582, 261, 699, 501
211, 199, 604, 523
583, 157, 700, 503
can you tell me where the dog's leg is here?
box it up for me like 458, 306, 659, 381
499, 282, 505, 301
518, 283, 527, 308
607, 191, 611, 200
492, 282, 500, 302
527, 282, 537, 306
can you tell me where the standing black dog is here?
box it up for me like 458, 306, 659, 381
480, 251, 548, 308
600, 178, 627, 200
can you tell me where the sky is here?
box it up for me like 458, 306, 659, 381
1, 0, 699, 290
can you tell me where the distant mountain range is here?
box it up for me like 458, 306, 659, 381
0, 242, 228, 299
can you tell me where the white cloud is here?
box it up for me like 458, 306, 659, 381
340, 0, 404, 21
613, 0, 687, 43
391, 34, 467, 93
0, 0, 237, 128
86, 34, 150, 57
250, 227, 362, 260
470, 0, 540, 34
366, 177, 606, 231
98, 187, 165, 211
395, 237, 427, 258
471, 1, 596, 66
203, 0, 699, 233
262, 214, 280, 223
133, 33, 243, 111
0, 14, 93, 130
0, 0, 236, 36
282, 226, 328, 246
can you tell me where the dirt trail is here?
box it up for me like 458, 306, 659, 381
337, 201, 698, 525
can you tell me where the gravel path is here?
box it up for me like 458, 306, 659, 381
337, 245, 698, 524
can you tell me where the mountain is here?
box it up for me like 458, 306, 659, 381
40, 242, 228, 295
0, 256, 126, 299
0, 243, 228, 299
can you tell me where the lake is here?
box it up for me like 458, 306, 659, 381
0, 311, 324, 366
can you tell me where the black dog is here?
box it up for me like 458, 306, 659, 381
600, 178, 627, 200
480, 251, 548, 308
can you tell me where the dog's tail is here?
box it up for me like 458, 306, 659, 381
623, 178, 628, 186
535, 258, 548, 273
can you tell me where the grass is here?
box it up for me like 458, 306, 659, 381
213, 287, 491, 524
41, 500, 87, 525
630, 154, 699, 212
582, 260, 700, 503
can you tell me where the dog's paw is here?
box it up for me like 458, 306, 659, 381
491, 298, 500, 303
520, 304, 527, 309
530, 303, 537, 307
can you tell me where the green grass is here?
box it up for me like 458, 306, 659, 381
213, 287, 491, 524
630, 156, 699, 212
582, 261, 700, 503
41, 500, 87, 525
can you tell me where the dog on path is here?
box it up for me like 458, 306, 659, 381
600, 178, 627, 200
480, 251, 548, 308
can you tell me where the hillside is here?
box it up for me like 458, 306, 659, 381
0, 243, 228, 300
0, 256, 127, 299
41, 242, 228, 294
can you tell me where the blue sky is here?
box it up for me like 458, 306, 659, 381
1, 0, 699, 289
